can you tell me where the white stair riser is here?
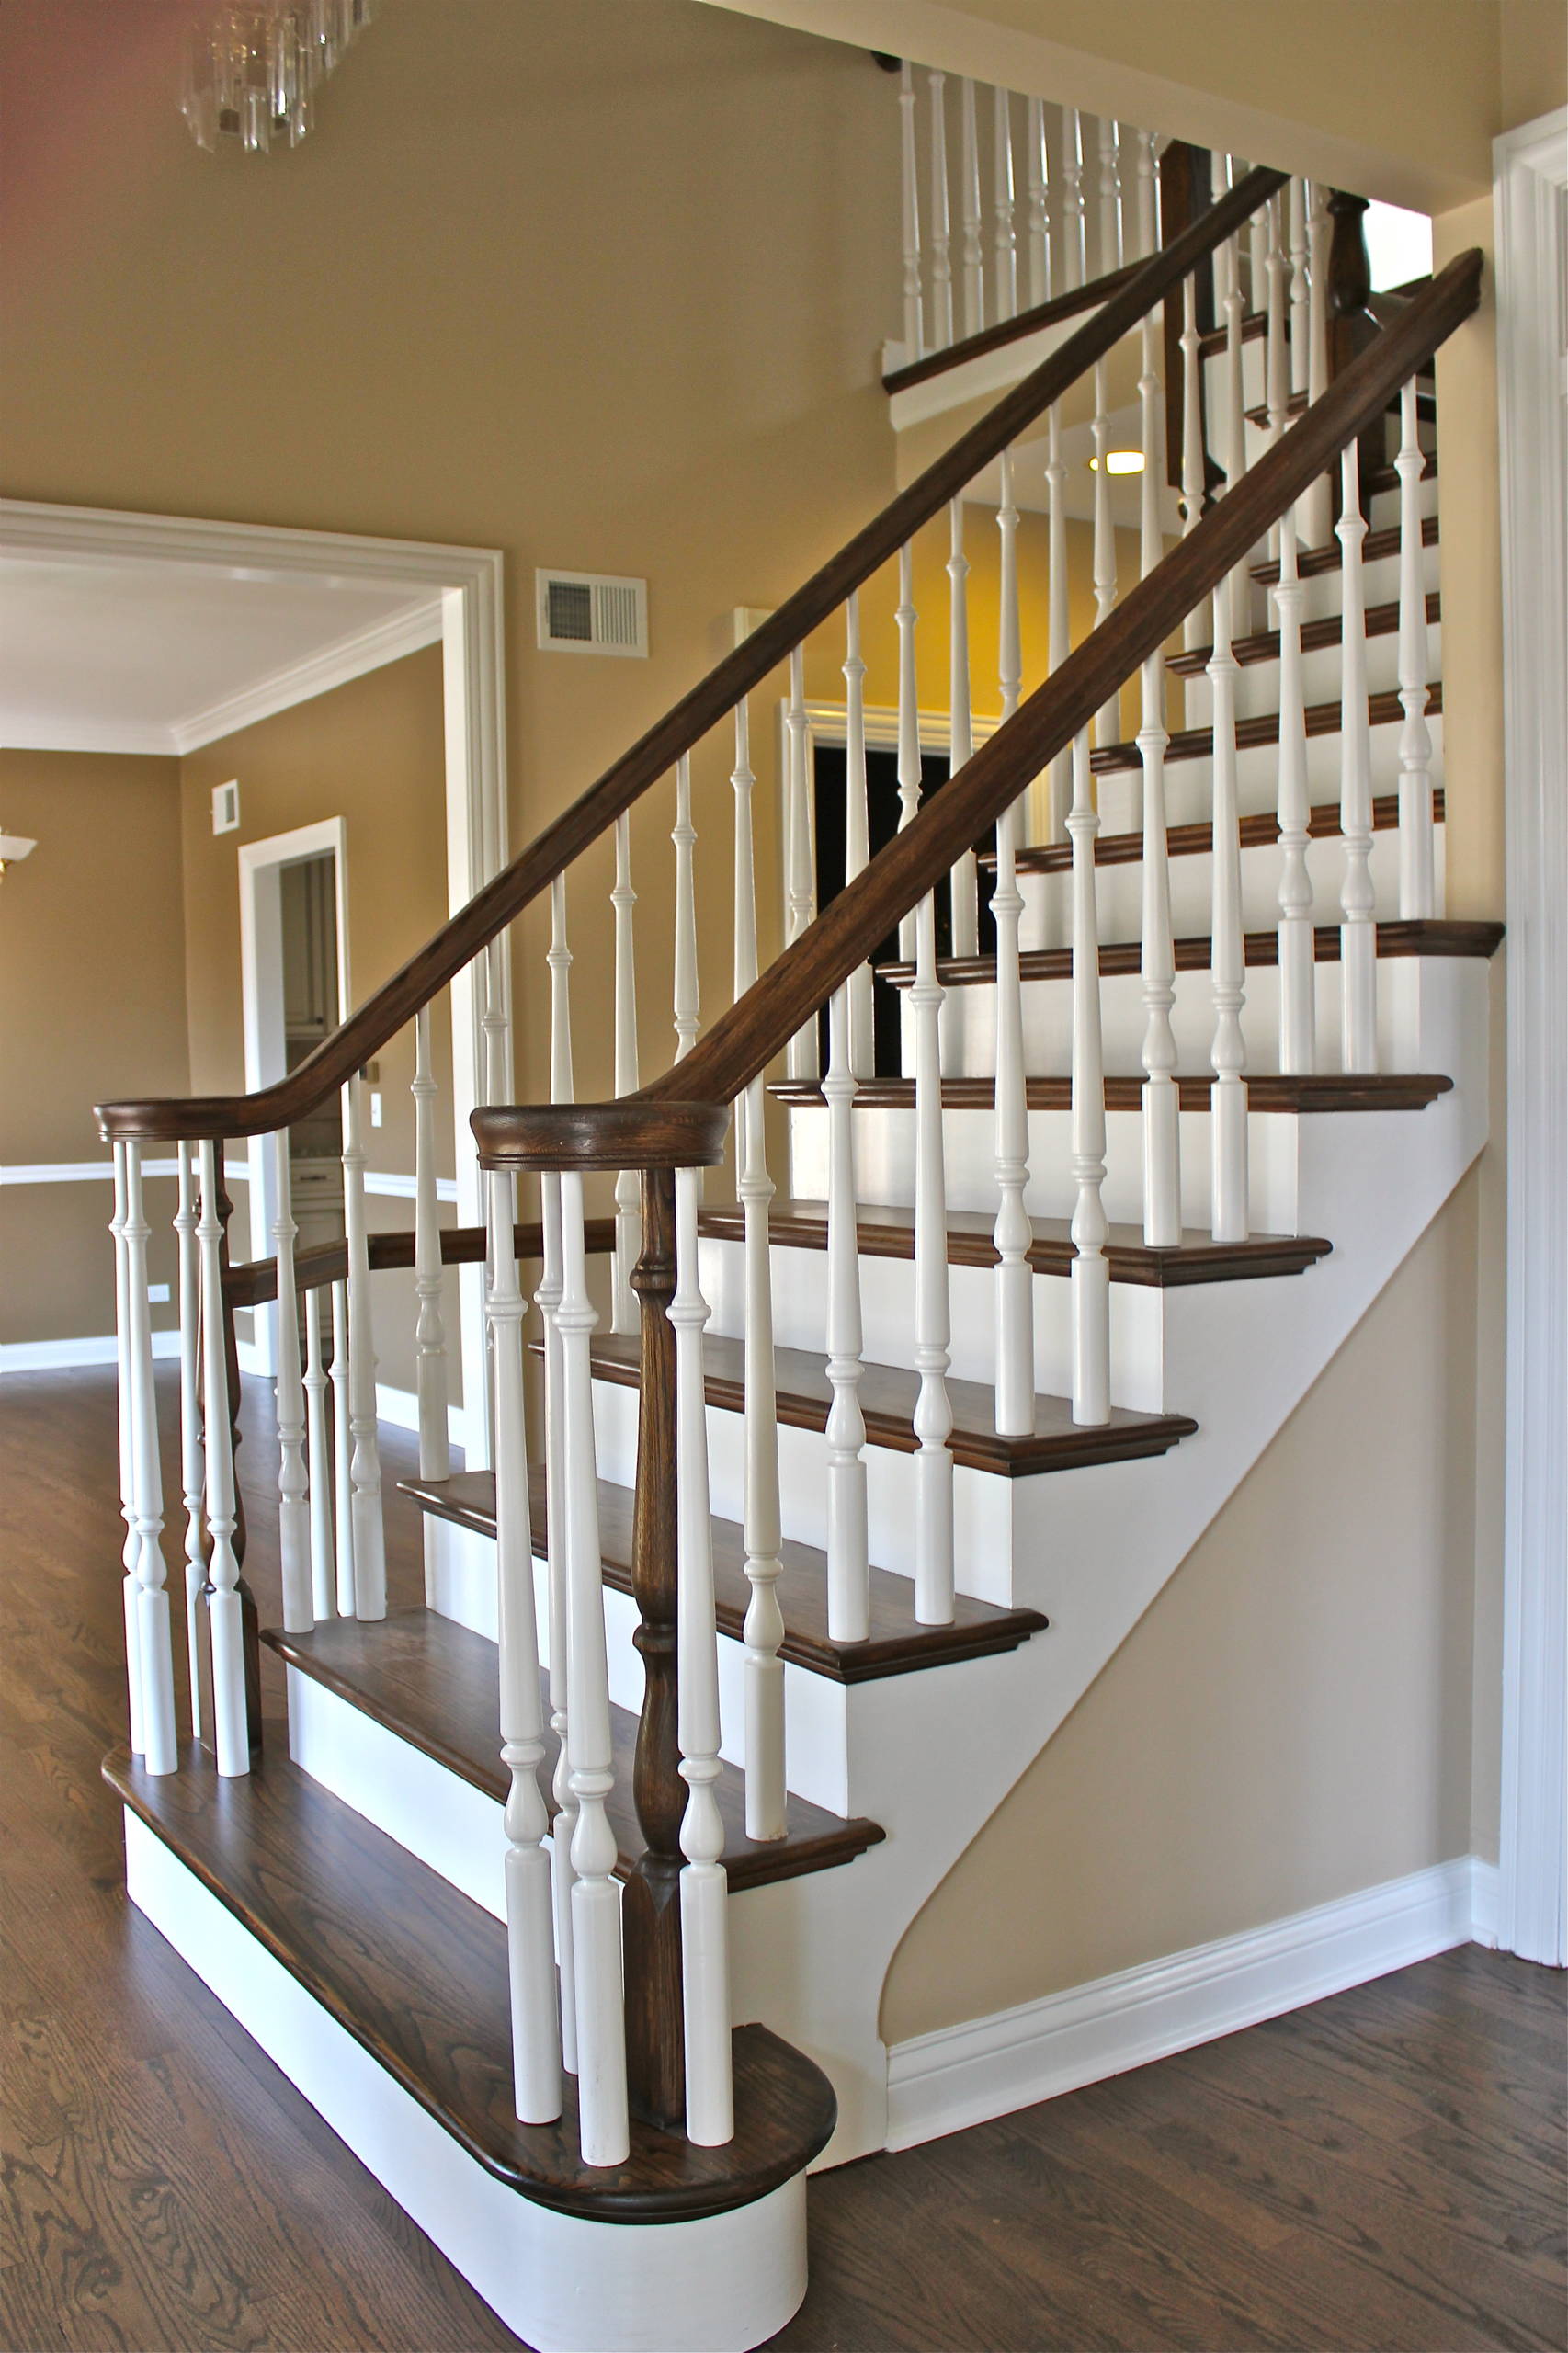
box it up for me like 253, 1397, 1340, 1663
790, 1101, 1302, 1233
421, 1520, 854, 1813
1180, 615, 1441, 731
1092, 710, 1444, 836
591, 1375, 1019, 1607
699, 1233, 1167, 1410
1018, 821, 1444, 951
936, 947, 1458, 1079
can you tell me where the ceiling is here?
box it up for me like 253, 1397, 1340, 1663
0, 558, 442, 757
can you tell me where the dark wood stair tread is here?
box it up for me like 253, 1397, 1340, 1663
994, 786, 1445, 878
1197, 310, 1267, 359
1253, 514, 1437, 584
879, 915, 1503, 991
772, 1073, 1455, 1113
106, 1740, 835, 2223
562, 1332, 1197, 1478
399, 1464, 1047, 1684
261, 1609, 883, 1892
1166, 589, 1439, 675
697, 1199, 1331, 1288
1088, 683, 1441, 774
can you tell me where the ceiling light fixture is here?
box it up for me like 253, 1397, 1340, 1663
0, 832, 38, 882
1088, 451, 1146, 475
180, 0, 377, 154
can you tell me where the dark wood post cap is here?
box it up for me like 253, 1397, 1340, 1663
471, 1099, 729, 1173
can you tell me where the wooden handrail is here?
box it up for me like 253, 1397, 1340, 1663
97, 163, 1286, 1147
222, 1214, 618, 1309
881, 256, 1145, 394
534, 249, 1471, 1131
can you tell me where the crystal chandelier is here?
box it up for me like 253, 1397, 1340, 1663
180, 0, 377, 154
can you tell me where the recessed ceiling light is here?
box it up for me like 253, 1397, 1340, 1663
1089, 450, 1146, 475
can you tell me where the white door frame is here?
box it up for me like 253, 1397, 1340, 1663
238, 818, 351, 1372
0, 499, 508, 1461
1494, 108, 1568, 1968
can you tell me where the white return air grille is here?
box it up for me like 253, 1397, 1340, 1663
536, 569, 648, 657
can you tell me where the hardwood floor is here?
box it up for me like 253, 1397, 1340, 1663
3, 1366, 1562, 2352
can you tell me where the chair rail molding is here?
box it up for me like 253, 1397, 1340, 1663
0, 499, 508, 1459
1494, 107, 1568, 1971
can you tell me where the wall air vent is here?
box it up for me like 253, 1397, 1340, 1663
536, 569, 648, 658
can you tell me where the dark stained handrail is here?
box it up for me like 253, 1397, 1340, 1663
97, 164, 1287, 1146
470, 247, 1483, 1165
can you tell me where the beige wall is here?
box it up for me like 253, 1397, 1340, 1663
0, 750, 187, 1345
884, 1167, 1487, 2040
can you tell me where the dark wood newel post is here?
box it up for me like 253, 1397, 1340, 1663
622, 1165, 686, 2131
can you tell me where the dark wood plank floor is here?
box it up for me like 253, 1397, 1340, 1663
3, 1366, 1563, 2352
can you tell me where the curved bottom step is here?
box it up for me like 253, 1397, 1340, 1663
108, 1743, 834, 2350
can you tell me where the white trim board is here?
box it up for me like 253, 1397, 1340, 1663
1, 1330, 181, 1373
0, 1159, 251, 1186
1494, 108, 1568, 1971
885, 1858, 1493, 2150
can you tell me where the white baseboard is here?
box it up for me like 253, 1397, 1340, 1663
886, 1856, 1494, 2150
0, 1329, 181, 1372
373, 1381, 467, 1447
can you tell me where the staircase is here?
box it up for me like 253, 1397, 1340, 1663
95, 125, 1490, 2353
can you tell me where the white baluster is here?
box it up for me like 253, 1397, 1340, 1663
672, 1165, 734, 2144
1217, 193, 1254, 640
535, 1171, 577, 2077
912, 884, 956, 1626
784, 649, 817, 1080
1179, 272, 1207, 654
992, 84, 1017, 323
1208, 590, 1250, 1242
1024, 95, 1050, 306
341, 1074, 386, 1620
557, 1170, 629, 2166
1395, 378, 1437, 919
959, 77, 983, 337
1337, 443, 1378, 1072
112, 1144, 144, 1756
1097, 117, 1121, 275
1091, 360, 1121, 745
728, 697, 789, 1824
1264, 191, 1290, 559
1133, 126, 1157, 257
1061, 108, 1086, 290
1138, 310, 1162, 583
303, 1285, 335, 1624
124, 1140, 177, 1773
1045, 402, 1072, 837
198, 1140, 248, 1775
993, 449, 1034, 1439
1274, 507, 1317, 1074
488, 1166, 563, 2124
412, 1004, 450, 1482
1248, 197, 1269, 320
823, 975, 870, 1645
1301, 180, 1334, 545
271, 1132, 312, 1631
842, 599, 875, 1076
898, 60, 924, 360
329, 1279, 355, 1618
1067, 732, 1110, 1424
895, 545, 922, 962
1139, 654, 1181, 1247
540, 870, 578, 2075
611, 811, 641, 1332
672, 754, 700, 1064
948, 499, 979, 954
927, 68, 953, 349
1287, 176, 1310, 399
175, 1141, 205, 1738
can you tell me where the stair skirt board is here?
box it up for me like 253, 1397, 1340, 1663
123, 1812, 809, 2353
884, 1856, 1493, 2152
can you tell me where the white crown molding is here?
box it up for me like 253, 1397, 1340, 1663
1494, 106, 1568, 1971
172, 597, 444, 753
0, 716, 186, 758
885, 1858, 1491, 2150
